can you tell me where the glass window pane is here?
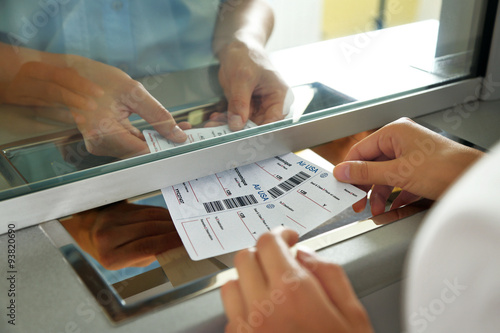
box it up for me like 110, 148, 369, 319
0, 0, 491, 200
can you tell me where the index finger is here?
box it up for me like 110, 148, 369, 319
131, 83, 187, 143
344, 118, 417, 162
343, 130, 391, 162
25, 62, 104, 97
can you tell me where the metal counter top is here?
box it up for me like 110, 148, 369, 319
0, 209, 425, 333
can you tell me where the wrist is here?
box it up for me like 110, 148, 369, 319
216, 36, 276, 72
214, 31, 266, 60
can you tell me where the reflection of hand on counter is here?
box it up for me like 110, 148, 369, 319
213, 0, 290, 130
60, 201, 182, 270
221, 227, 374, 333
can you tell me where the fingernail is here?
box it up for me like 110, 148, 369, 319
296, 247, 317, 262
296, 246, 315, 257
334, 163, 350, 182
229, 114, 244, 129
172, 126, 187, 142
370, 193, 385, 215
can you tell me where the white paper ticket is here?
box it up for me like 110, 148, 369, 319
144, 121, 256, 152
144, 125, 366, 261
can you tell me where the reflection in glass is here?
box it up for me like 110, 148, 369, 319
0, 0, 490, 201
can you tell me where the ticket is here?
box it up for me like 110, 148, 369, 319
144, 121, 256, 152
144, 126, 366, 261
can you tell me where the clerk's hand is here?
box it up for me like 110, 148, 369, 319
221, 228, 373, 333
333, 117, 484, 215
67, 55, 190, 158
61, 201, 182, 270
216, 41, 290, 130
0, 61, 103, 111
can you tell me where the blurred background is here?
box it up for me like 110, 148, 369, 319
266, 0, 442, 51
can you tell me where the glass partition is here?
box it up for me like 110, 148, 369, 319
1, 0, 495, 321
0, 0, 493, 201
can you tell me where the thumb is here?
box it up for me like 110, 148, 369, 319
271, 226, 299, 248
334, 160, 399, 187
226, 83, 254, 131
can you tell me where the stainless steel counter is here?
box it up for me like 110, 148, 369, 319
0, 208, 425, 333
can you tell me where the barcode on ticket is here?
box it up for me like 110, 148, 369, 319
267, 171, 311, 199
202, 194, 258, 213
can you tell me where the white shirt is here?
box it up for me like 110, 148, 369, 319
404, 142, 500, 333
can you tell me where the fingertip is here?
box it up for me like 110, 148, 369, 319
296, 248, 322, 272
168, 126, 187, 143
370, 202, 386, 216
369, 190, 390, 216
333, 162, 351, 182
353, 205, 364, 213
282, 229, 299, 247
177, 121, 192, 130
352, 198, 367, 213
270, 226, 298, 247
228, 113, 244, 131
296, 247, 317, 262
129, 126, 145, 140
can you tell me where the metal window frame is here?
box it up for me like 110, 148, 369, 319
481, 0, 500, 100
0, 77, 483, 234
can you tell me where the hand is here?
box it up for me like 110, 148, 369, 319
61, 201, 182, 270
216, 40, 290, 131
0, 61, 103, 110
67, 55, 190, 158
333, 117, 484, 215
221, 228, 373, 333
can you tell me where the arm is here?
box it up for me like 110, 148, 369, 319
333, 118, 484, 215
0, 42, 103, 109
0, 42, 188, 158
213, 0, 274, 54
212, 0, 290, 130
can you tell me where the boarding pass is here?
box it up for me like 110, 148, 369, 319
144, 125, 366, 260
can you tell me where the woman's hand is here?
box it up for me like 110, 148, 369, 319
333, 118, 484, 215
221, 228, 373, 333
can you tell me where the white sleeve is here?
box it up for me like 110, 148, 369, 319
404, 142, 500, 333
